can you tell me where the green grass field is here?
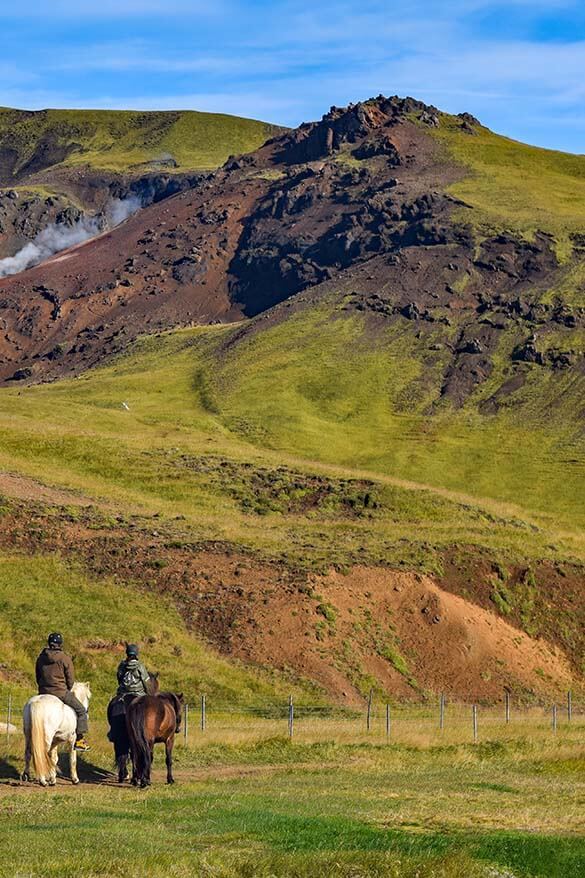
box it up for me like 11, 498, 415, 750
1, 726, 583, 878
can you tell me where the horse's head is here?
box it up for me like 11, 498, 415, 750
147, 672, 160, 696
173, 693, 184, 733
72, 681, 92, 709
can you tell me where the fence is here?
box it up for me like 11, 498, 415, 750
3, 690, 583, 755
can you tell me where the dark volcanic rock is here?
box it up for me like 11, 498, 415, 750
275, 95, 439, 164
8, 367, 32, 381
513, 335, 544, 365
172, 256, 204, 285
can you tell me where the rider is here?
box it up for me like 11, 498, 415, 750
35, 632, 90, 751
117, 643, 150, 697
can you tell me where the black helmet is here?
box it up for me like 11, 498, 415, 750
126, 643, 139, 658
48, 632, 63, 648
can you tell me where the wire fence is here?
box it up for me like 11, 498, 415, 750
3, 690, 584, 754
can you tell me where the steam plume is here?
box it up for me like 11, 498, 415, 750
0, 195, 142, 278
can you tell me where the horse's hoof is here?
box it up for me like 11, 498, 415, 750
39, 779, 48, 787
49, 779, 56, 786
71, 778, 79, 785
166, 779, 175, 785
20, 772, 30, 783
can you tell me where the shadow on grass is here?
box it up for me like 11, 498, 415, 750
0, 754, 115, 785
57, 752, 114, 783
0, 757, 20, 780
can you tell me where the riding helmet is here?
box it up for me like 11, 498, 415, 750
48, 632, 63, 648
126, 643, 139, 657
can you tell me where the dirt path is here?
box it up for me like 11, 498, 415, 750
0, 763, 303, 795
0, 471, 102, 507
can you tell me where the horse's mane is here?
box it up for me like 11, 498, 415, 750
71, 681, 91, 704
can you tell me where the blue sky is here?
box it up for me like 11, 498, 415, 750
0, 1, 584, 152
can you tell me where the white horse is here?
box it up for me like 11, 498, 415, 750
21, 682, 91, 786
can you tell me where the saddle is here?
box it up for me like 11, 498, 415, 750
109, 692, 140, 718
110, 696, 127, 718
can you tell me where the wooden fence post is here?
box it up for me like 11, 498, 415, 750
439, 693, 445, 730
552, 703, 557, 733
386, 703, 391, 739
201, 694, 206, 732
366, 689, 373, 732
183, 703, 189, 745
472, 705, 478, 743
505, 691, 510, 724
5, 694, 12, 753
288, 695, 294, 739
567, 691, 572, 723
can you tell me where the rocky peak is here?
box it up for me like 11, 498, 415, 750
275, 94, 441, 165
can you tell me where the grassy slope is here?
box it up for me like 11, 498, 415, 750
434, 115, 585, 260
0, 322, 581, 569
0, 107, 277, 175
0, 553, 315, 707
213, 304, 585, 542
2, 317, 582, 700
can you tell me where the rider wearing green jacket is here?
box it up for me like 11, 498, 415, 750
117, 643, 149, 697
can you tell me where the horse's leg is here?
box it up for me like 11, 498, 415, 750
113, 724, 129, 782
165, 734, 175, 784
70, 738, 79, 785
129, 737, 138, 786
48, 744, 59, 785
22, 735, 31, 782
128, 732, 139, 786
117, 749, 129, 783
37, 737, 51, 787
140, 744, 153, 788
139, 741, 154, 788
120, 725, 130, 782
130, 753, 138, 786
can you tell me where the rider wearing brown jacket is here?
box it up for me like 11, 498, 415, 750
35, 633, 90, 750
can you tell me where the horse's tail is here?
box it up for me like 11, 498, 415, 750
127, 699, 151, 780
29, 701, 51, 780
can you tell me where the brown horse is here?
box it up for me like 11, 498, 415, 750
107, 672, 159, 783
126, 691, 184, 788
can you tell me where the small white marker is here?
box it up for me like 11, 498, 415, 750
121, 402, 130, 411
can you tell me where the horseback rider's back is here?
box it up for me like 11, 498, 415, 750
117, 644, 149, 697
36, 643, 74, 695
35, 632, 90, 750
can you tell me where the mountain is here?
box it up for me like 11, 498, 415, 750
0, 94, 583, 705
0, 96, 583, 388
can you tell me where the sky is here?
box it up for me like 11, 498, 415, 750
0, 1, 584, 152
